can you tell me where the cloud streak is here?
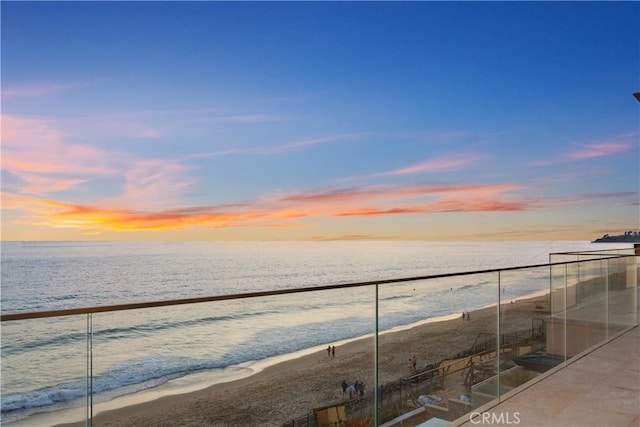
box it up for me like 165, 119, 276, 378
532, 132, 637, 166
566, 142, 633, 160
1, 83, 73, 98
374, 154, 485, 177
190, 132, 368, 159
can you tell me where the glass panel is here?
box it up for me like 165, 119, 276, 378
607, 256, 638, 332
89, 286, 376, 426
548, 263, 568, 364
0, 315, 89, 425
376, 273, 498, 425
565, 259, 608, 359
498, 266, 559, 398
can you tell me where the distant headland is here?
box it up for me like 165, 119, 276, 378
592, 231, 640, 243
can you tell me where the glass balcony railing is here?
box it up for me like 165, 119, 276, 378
1, 250, 637, 427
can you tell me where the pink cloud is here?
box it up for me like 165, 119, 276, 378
335, 198, 534, 217
278, 182, 525, 205
378, 154, 483, 177
365, 154, 484, 179
2, 115, 195, 206
1, 84, 70, 98
532, 133, 637, 166
567, 142, 633, 160
116, 159, 197, 209
9, 171, 87, 194
2, 115, 119, 176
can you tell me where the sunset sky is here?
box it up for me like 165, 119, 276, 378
2, 1, 639, 241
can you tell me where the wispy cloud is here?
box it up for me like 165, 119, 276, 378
2, 115, 119, 177
191, 132, 368, 159
8, 171, 87, 194
277, 182, 525, 204
116, 159, 197, 209
2, 114, 196, 208
566, 142, 633, 160
1, 83, 73, 98
531, 132, 637, 166
374, 154, 485, 177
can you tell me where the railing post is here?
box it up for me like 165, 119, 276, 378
374, 282, 379, 427
605, 259, 609, 341
563, 263, 568, 365
86, 313, 93, 427
497, 271, 501, 402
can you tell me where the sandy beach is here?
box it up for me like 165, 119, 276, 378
54, 294, 549, 427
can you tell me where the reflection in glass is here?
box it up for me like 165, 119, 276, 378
498, 267, 557, 398
564, 259, 608, 358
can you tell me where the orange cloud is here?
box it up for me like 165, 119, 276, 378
335, 199, 533, 217
278, 183, 525, 205
7, 178, 625, 238
276, 182, 538, 220
2, 193, 312, 234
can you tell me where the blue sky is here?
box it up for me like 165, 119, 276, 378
2, 1, 638, 241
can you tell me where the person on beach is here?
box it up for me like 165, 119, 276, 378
412, 356, 417, 371
332, 345, 335, 358
341, 380, 348, 396
347, 384, 357, 399
327, 345, 331, 357
461, 312, 465, 321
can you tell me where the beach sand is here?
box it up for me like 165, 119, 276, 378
55, 294, 549, 427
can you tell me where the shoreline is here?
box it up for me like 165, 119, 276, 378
36, 291, 552, 427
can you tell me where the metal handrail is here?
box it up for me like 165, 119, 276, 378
2, 253, 635, 322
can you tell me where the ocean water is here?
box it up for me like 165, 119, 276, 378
0, 240, 628, 425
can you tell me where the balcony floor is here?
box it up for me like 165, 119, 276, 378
459, 326, 639, 427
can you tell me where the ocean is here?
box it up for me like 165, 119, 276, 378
0, 240, 628, 425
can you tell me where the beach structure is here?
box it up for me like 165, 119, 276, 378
1, 246, 637, 426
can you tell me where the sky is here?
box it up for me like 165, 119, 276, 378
1, 1, 639, 242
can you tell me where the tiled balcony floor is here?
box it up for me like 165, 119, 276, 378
459, 326, 639, 427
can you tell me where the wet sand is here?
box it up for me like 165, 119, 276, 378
55, 294, 549, 427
